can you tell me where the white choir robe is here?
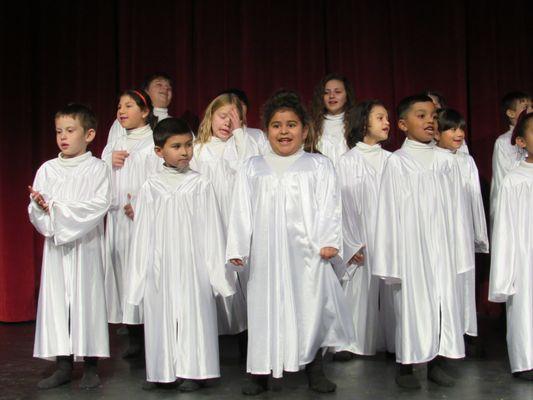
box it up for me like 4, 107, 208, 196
490, 128, 525, 221
28, 153, 111, 361
373, 145, 471, 364
126, 170, 236, 382
105, 107, 170, 146
317, 113, 348, 165
226, 152, 355, 378
489, 161, 533, 373
101, 127, 162, 324
245, 126, 270, 154
336, 143, 395, 355
190, 129, 260, 335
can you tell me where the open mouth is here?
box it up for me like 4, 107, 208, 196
278, 138, 293, 144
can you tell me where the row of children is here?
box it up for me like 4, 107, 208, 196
28, 72, 533, 395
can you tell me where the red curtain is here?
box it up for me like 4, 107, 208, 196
1, 0, 531, 321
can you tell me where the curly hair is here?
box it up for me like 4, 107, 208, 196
196, 93, 245, 144
119, 89, 158, 129
346, 100, 386, 149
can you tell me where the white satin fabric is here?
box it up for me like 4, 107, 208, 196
373, 141, 470, 364
101, 125, 162, 324
316, 113, 348, 165
28, 153, 111, 361
489, 160, 533, 373
226, 152, 355, 378
336, 143, 396, 355
190, 128, 260, 335
125, 169, 235, 382
245, 126, 270, 154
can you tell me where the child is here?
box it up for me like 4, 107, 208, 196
334, 100, 395, 360
489, 111, 533, 381
490, 91, 531, 221
190, 93, 260, 341
102, 89, 162, 357
373, 95, 471, 389
434, 108, 489, 348
311, 73, 356, 165
227, 90, 354, 395
125, 118, 235, 391
105, 73, 173, 146
28, 104, 111, 389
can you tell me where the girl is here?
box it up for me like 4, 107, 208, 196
190, 93, 260, 346
102, 89, 161, 357
334, 100, 395, 360
311, 73, 355, 165
489, 111, 533, 381
227, 90, 354, 395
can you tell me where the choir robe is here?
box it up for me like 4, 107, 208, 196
336, 142, 396, 355
125, 168, 235, 382
245, 126, 270, 154
190, 128, 260, 335
317, 113, 348, 165
373, 139, 471, 364
105, 107, 170, 146
101, 125, 162, 324
226, 150, 355, 378
489, 160, 533, 373
28, 152, 111, 361
490, 127, 525, 221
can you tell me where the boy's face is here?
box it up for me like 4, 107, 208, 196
507, 98, 532, 125
435, 128, 465, 152
117, 95, 149, 130
147, 78, 173, 109
267, 109, 308, 157
55, 115, 95, 158
515, 119, 533, 159
155, 133, 193, 170
398, 101, 437, 143
323, 79, 347, 115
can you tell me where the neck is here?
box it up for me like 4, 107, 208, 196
363, 136, 379, 146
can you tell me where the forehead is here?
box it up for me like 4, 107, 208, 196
408, 101, 435, 114
55, 115, 81, 127
271, 109, 300, 122
119, 94, 136, 103
165, 133, 193, 145
215, 104, 235, 114
149, 78, 171, 86
325, 79, 345, 90
370, 105, 388, 115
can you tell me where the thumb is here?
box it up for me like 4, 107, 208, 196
127, 193, 132, 201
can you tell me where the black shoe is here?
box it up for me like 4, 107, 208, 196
513, 369, 533, 381
305, 351, 336, 393
395, 363, 421, 389
80, 357, 100, 389
37, 356, 73, 389
179, 379, 203, 392
116, 326, 129, 336
428, 359, 455, 387
333, 351, 355, 362
242, 374, 269, 396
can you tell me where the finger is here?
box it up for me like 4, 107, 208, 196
127, 193, 132, 201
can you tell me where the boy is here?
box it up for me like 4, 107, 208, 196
28, 104, 111, 389
373, 95, 470, 389
490, 91, 531, 221
125, 118, 235, 391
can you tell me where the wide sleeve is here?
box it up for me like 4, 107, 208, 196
101, 119, 122, 163
49, 164, 111, 246
488, 183, 516, 302
490, 139, 512, 219
467, 158, 489, 253
28, 165, 54, 237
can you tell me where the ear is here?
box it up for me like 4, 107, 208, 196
433, 130, 441, 142
154, 146, 164, 159
397, 118, 408, 133
515, 136, 527, 149
142, 109, 150, 120
506, 108, 516, 121
302, 125, 309, 140
85, 129, 96, 143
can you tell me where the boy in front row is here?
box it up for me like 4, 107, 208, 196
125, 118, 235, 391
28, 104, 111, 389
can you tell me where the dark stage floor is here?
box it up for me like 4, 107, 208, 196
1, 318, 531, 400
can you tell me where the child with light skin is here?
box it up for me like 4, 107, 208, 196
489, 111, 533, 381
373, 95, 471, 389
101, 89, 162, 358
434, 109, 489, 355
125, 118, 235, 392
28, 104, 111, 390
311, 73, 356, 165
227, 90, 354, 396
334, 100, 396, 361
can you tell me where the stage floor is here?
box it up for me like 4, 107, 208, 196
1, 318, 531, 400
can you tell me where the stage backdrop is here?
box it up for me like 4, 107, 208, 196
0, 0, 531, 321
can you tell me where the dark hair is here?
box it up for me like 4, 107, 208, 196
511, 110, 533, 145
346, 100, 386, 149
153, 118, 192, 147
55, 103, 97, 131
120, 89, 158, 129
501, 91, 531, 124
261, 89, 317, 153
397, 94, 434, 119
141, 72, 173, 91
311, 73, 356, 141
424, 90, 447, 109
437, 108, 466, 133
220, 88, 249, 108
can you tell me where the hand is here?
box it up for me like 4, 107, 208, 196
112, 150, 129, 168
229, 108, 242, 131
349, 249, 365, 265
230, 258, 244, 267
320, 247, 338, 260
124, 193, 134, 220
28, 186, 49, 213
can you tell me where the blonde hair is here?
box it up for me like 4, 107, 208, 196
196, 93, 246, 144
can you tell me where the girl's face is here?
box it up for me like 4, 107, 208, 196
117, 95, 148, 130
435, 127, 465, 152
211, 104, 237, 141
365, 105, 390, 144
267, 109, 308, 157
323, 79, 347, 115
516, 119, 533, 161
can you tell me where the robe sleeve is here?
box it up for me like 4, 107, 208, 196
48, 164, 111, 246
101, 119, 122, 161
467, 158, 489, 253
490, 138, 513, 219
488, 183, 516, 302
28, 165, 54, 237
